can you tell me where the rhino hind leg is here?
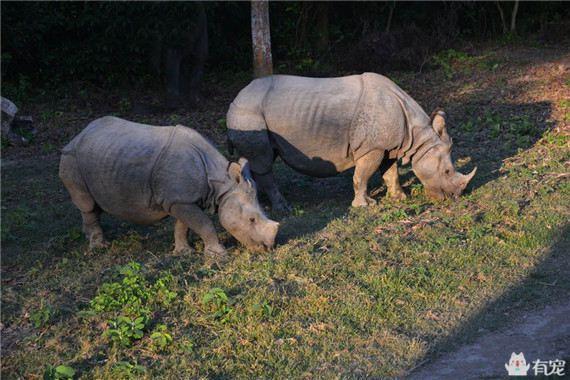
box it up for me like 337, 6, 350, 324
80, 208, 108, 249
59, 155, 109, 249
173, 219, 191, 253
352, 150, 384, 207
381, 159, 407, 201
170, 203, 228, 264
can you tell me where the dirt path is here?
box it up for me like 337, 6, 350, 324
410, 301, 570, 379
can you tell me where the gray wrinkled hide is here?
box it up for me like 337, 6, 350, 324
59, 117, 279, 259
227, 73, 432, 177
61, 116, 231, 224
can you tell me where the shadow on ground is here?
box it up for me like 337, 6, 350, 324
409, 224, 570, 379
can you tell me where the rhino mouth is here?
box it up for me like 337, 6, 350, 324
443, 190, 460, 201
427, 187, 460, 201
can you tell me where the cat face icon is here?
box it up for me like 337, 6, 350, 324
505, 352, 530, 376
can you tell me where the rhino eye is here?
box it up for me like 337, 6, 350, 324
249, 217, 256, 223
445, 169, 450, 175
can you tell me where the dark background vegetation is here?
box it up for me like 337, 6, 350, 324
2, 1, 569, 98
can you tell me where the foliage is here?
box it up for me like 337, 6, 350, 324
111, 361, 146, 379
150, 324, 174, 351
30, 301, 53, 329
1, 1, 568, 90
43, 365, 75, 380
202, 288, 234, 323
432, 49, 472, 78
89, 262, 177, 347
90, 262, 176, 319
104, 316, 146, 347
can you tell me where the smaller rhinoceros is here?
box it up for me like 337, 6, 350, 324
59, 116, 279, 262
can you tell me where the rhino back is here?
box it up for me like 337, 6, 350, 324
72, 116, 174, 223
262, 75, 362, 176
152, 127, 232, 212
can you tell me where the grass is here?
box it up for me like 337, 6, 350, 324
1, 43, 569, 378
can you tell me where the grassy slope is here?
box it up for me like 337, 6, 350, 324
1, 44, 569, 379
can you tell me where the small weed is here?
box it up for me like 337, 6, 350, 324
1, 136, 11, 149
202, 287, 234, 323
111, 361, 146, 379
43, 365, 75, 380
460, 119, 475, 132
40, 110, 63, 123
30, 301, 53, 329
150, 324, 173, 351
292, 205, 305, 217
253, 300, 274, 319
169, 114, 181, 124
41, 142, 57, 154
432, 49, 472, 78
380, 208, 409, 223
104, 316, 146, 347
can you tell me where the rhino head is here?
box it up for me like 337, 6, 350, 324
218, 158, 279, 252
411, 111, 477, 201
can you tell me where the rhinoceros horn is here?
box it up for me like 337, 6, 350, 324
458, 167, 477, 190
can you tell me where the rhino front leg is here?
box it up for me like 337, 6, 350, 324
253, 171, 292, 213
382, 159, 407, 201
352, 150, 384, 207
170, 203, 228, 263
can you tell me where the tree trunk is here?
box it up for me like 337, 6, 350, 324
510, 0, 519, 33
495, 1, 507, 34
251, 0, 273, 78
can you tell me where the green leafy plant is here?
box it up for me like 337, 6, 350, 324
104, 316, 146, 347
150, 324, 173, 351
43, 365, 75, 380
202, 288, 234, 323
88, 262, 177, 346
111, 361, 146, 379
253, 300, 273, 319
432, 49, 471, 79
30, 301, 53, 329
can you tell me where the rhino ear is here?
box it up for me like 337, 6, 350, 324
432, 109, 452, 144
431, 109, 447, 136
238, 158, 256, 188
228, 162, 244, 184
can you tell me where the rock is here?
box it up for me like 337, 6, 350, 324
1, 96, 34, 146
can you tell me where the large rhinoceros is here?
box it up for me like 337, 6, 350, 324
227, 73, 476, 211
59, 116, 279, 262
